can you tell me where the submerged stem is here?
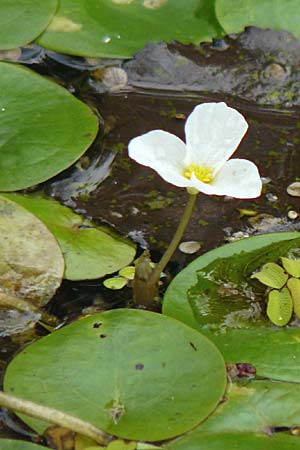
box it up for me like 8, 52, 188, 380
0, 391, 111, 446
149, 193, 197, 285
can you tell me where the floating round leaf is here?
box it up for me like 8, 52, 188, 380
287, 277, 300, 319
103, 277, 127, 290
3, 194, 135, 281
38, 0, 222, 58
251, 262, 288, 289
163, 232, 300, 382
267, 288, 293, 327
4, 309, 227, 441
118, 266, 135, 280
0, 195, 64, 307
0, 62, 98, 191
0, 440, 49, 450
215, 0, 300, 39
165, 432, 300, 450
0, 0, 57, 50
165, 380, 300, 450
281, 257, 300, 278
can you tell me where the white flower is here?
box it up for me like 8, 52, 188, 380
128, 102, 262, 199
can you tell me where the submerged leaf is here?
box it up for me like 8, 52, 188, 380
251, 262, 288, 289
267, 288, 293, 326
0, 195, 64, 307
3, 194, 135, 281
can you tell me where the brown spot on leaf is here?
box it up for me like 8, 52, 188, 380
190, 342, 197, 351
135, 363, 144, 370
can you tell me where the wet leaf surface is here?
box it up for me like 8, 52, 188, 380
4, 309, 226, 441
0, 62, 98, 191
3, 194, 136, 281
0, 0, 57, 50
0, 310, 41, 338
0, 195, 64, 307
38, 0, 221, 58
163, 232, 300, 381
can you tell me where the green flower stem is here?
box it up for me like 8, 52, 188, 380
149, 192, 197, 285
0, 391, 111, 446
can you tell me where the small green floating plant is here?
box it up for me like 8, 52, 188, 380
252, 257, 300, 326
128, 102, 262, 306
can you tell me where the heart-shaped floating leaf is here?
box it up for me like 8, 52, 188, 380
38, 0, 222, 58
287, 277, 300, 319
281, 257, 300, 278
0, 440, 49, 450
3, 194, 135, 281
267, 288, 293, 326
251, 262, 288, 289
215, 0, 300, 39
165, 379, 300, 450
0, 195, 64, 307
0, 0, 57, 50
4, 309, 226, 441
163, 232, 300, 382
0, 62, 98, 191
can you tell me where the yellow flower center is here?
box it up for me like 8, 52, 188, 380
184, 164, 213, 183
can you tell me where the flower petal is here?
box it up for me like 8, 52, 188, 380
184, 102, 248, 172
128, 130, 192, 187
209, 159, 262, 198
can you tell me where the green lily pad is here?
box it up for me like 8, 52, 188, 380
215, 0, 300, 39
0, 62, 98, 191
166, 432, 300, 450
38, 0, 222, 58
163, 232, 300, 381
281, 257, 300, 277
3, 194, 135, 280
4, 309, 226, 441
0, 440, 49, 450
0, 0, 57, 50
0, 195, 64, 307
165, 379, 300, 449
251, 262, 288, 289
267, 288, 293, 326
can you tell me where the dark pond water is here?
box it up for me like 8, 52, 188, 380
1, 26, 300, 442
